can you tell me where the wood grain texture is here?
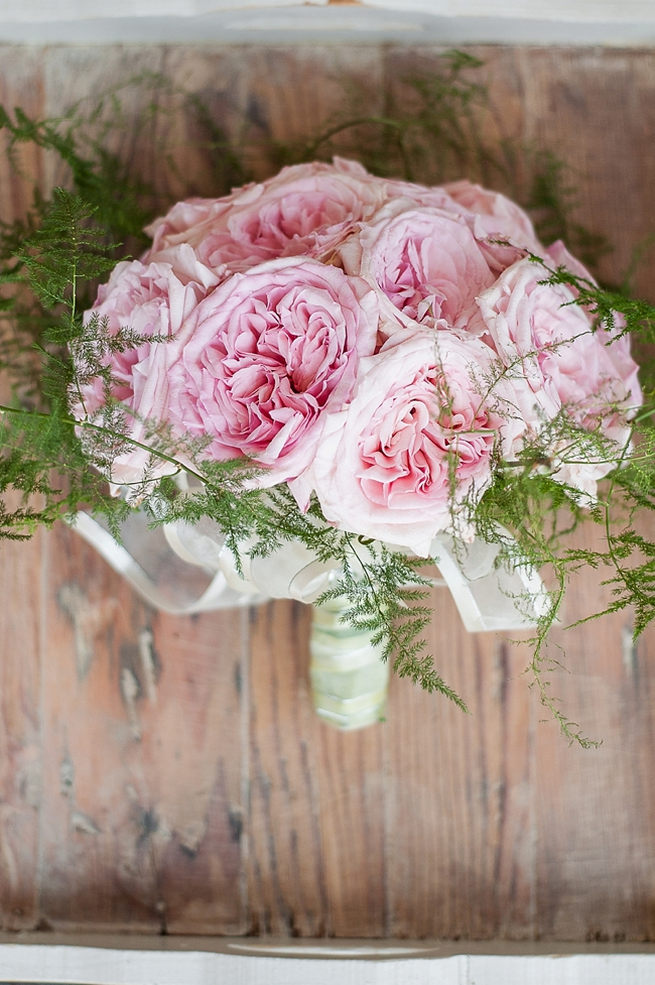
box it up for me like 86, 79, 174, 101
0, 43, 654, 941
0, 536, 44, 931
36, 523, 248, 934
506, 46, 655, 302
533, 521, 655, 942
0, 48, 45, 226
0, 50, 47, 930
246, 601, 331, 937
386, 590, 537, 940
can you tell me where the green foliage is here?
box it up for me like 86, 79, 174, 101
528, 152, 611, 269
276, 50, 493, 187
18, 187, 117, 316
0, 102, 151, 247
473, 462, 602, 746
328, 542, 463, 707
0, 186, 142, 538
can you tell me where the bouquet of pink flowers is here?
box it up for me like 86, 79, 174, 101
71, 158, 641, 559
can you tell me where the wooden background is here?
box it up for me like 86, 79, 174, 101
1, 43, 654, 941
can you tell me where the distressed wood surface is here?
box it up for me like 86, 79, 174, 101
0, 44, 654, 940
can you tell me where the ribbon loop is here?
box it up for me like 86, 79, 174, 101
71, 508, 548, 632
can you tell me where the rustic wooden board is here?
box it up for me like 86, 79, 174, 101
386, 597, 537, 940
0, 49, 47, 931
35, 523, 248, 935
0, 42, 654, 941
0, 536, 43, 932
533, 520, 655, 942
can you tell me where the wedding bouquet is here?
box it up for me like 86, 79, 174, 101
1, 153, 647, 736
71, 157, 640, 552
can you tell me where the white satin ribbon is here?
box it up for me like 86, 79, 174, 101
70, 511, 259, 614
70, 508, 549, 632
429, 531, 550, 632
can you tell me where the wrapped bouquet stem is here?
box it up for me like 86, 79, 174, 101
309, 593, 391, 731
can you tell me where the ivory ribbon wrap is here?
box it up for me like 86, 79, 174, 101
71, 508, 549, 728
72, 509, 548, 628
309, 595, 390, 731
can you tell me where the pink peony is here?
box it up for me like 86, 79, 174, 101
301, 329, 524, 556
145, 158, 386, 275
71, 248, 219, 488
378, 178, 543, 272
476, 257, 641, 494
377, 177, 461, 212
339, 201, 498, 341
165, 256, 379, 485
443, 179, 543, 258
545, 240, 641, 409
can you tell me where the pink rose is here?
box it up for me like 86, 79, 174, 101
378, 177, 461, 212
302, 329, 523, 556
145, 158, 386, 275
339, 201, 497, 340
376, 178, 543, 272
166, 256, 379, 486
443, 179, 544, 269
71, 248, 218, 488
545, 240, 641, 409
545, 239, 592, 282
145, 195, 241, 254
476, 257, 641, 494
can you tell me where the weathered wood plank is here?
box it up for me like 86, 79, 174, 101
41, 47, 168, 196
511, 47, 655, 302
0, 49, 47, 933
37, 523, 248, 933
0, 48, 46, 224
313, 721, 388, 938
0, 535, 44, 931
246, 597, 389, 938
246, 600, 330, 936
533, 519, 655, 941
385, 585, 536, 940
37, 522, 164, 932
140, 603, 249, 936
215, 45, 387, 179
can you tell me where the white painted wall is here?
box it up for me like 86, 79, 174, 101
4, 0, 655, 20
1, 940, 655, 985
2, 0, 326, 17
0, 0, 654, 45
